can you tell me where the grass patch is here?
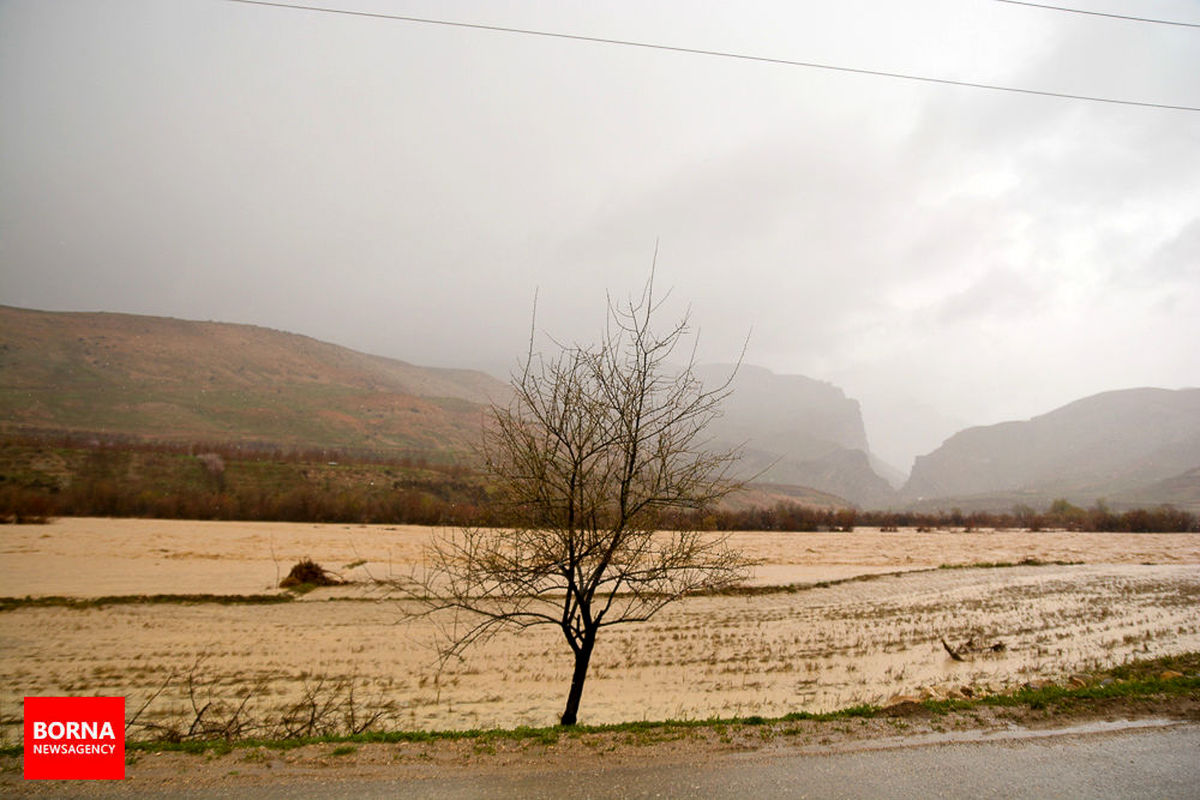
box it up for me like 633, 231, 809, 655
102, 705, 939, 756
778, 703, 879, 723
709, 569, 920, 598
919, 652, 1200, 717
0, 594, 295, 612
938, 557, 1083, 570
710, 558, 1085, 599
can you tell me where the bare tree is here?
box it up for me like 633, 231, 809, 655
401, 276, 751, 726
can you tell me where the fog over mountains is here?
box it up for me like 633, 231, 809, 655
902, 387, 1200, 512
2, 306, 1197, 511
693, 364, 898, 507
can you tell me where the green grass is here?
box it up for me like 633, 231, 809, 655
904, 652, 1200, 717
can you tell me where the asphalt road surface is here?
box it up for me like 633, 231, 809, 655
138, 722, 1199, 800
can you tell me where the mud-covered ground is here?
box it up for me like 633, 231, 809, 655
2, 519, 1198, 739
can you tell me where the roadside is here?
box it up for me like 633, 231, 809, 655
3, 654, 1197, 797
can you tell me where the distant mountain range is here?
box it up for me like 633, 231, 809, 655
902, 388, 1200, 512
3, 306, 1196, 512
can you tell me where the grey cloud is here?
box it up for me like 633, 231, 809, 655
2, 0, 1197, 470
933, 268, 1041, 325
1149, 218, 1200, 282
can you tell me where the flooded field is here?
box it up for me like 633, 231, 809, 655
2, 518, 1198, 737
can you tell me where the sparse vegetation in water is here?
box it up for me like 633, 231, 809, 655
279, 558, 344, 592
0, 593, 294, 612
937, 557, 1082, 570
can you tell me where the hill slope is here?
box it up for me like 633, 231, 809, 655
0, 306, 508, 456
902, 387, 1200, 511
694, 364, 895, 507
1, 307, 889, 507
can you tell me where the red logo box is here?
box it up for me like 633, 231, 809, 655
24, 697, 125, 781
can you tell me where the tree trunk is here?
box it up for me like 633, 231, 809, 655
559, 637, 595, 726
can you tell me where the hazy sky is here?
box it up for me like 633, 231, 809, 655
2, 0, 1198, 470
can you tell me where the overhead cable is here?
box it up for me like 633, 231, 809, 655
993, 0, 1200, 29
223, 0, 1200, 113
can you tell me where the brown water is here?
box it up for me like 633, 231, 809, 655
3, 518, 1197, 595
1, 519, 1198, 735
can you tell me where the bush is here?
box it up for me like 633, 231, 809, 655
279, 558, 344, 590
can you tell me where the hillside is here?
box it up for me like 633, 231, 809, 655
1, 307, 896, 509
693, 365, 895, 507
0, 306, 508, 457
1111, 466, 1200, 512
902, 388, 1200, 511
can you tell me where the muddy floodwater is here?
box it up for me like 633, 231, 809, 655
2, 518, 1198, 737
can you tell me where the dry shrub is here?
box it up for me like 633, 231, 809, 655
124, 660, 396, 743
279, 558, 344, 589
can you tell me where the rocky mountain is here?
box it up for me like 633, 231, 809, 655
902, 387, 1200, 511
0, 306, 508, 456
693, 364, 895, 507
1, 307, 896, 507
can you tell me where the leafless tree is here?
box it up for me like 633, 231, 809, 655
398, 275, 751, 726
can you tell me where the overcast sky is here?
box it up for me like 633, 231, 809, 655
2, 0, 1198, 470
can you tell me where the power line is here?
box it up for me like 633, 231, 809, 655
993, 0, 1200, 29
223, 0, 1200, 113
